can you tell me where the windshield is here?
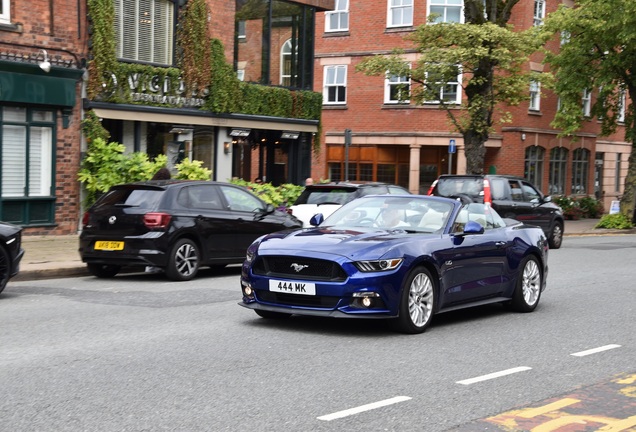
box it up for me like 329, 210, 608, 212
435, 177, 483, 200
323, 196, 453, 232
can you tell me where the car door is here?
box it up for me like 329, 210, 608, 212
179, 185, 234, 260
438, 204, 508, 305
218, 185, 287, 257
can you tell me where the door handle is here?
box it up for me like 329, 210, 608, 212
495, 241, 506, 248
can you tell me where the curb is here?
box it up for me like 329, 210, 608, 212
13, 266, 90, 282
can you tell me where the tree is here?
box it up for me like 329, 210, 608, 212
542, 0, 636, 220
357, 1, 546, 174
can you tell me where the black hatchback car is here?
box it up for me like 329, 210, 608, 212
80, 180, 302, 280
428, 174, 564, 249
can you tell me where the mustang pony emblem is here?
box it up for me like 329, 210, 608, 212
290, 263, 308, 272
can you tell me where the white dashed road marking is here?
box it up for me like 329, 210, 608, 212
317, 396, 412, 421
456, 366, 532, 385
570, 344, 621, 357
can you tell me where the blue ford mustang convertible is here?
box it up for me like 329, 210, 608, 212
239, 195, 548, 334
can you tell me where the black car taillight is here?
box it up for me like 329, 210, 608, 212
143, 212, 172, 229
82, 211, 90, 227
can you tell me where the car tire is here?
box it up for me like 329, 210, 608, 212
548, 221, 563, 249
255, 310, 292, 319
0, 246, 10, 294
166, 238, 200, 281
389, 266, 436, 334
87, 263, 121, 278
509, 255, 542, 312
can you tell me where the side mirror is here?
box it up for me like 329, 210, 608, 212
265, 203, 275, 214
461, 220, 485, 235
543, 195, 552, 203
309, 213, 324, 226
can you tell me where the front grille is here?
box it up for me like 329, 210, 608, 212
257, 291, 340, 308
253, 256, 347, 281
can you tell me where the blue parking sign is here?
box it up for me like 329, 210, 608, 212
449, 139, 456, 154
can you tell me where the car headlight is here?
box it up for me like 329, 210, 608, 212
354, 258, 403, 272
245, 241, 261, 263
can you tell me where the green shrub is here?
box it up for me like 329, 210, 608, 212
596, 213, 634, 229
553, 195, 603, 219
174, 159, 212, 180
230, 179, 304, 209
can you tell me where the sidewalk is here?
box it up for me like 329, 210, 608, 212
11, 218, 635, 283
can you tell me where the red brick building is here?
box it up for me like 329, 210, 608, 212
0, 0, 333, 235
312, 0, 630, 211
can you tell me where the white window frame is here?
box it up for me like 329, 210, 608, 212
427, 0, 464, 24
237, 20, 246, 40
114, 0, 175, 65
0, 0, 10, 24
529, 80, 541, 111
325, 0, 349, 32
323, 65, 347, 105
618, 90, 626, 123
533, 0, 546, 26
387, 0, 413, 28
237, 69, 245, 81
424, 67, 462, 105
582, 89, 592, 116
385, 68, 411, 104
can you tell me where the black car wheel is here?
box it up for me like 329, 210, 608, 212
548, 221, 563, 249
389, 266, 436, 334
87, 263, 121, 278
0, 246, 10, 294
509, 255, 542, 312
166, 238, 200, 281
255, 310, 292, 319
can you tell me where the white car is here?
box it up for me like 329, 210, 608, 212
289, 182, 410, 227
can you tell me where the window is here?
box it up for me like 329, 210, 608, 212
615, 154, 622, 192
326, 0, 349, 32
237, 70, 245, 81
323, 65, 347, 104
524, 146, 544, 189
329, 163, 342, 182
1, 107, 56, 225
114, 0, 175, 65
388, 0, 413, 27
529, 80, 541, 111
385, 70, 411, 104
280, 39, 296, 87
571, 148, 589, 194
428, 0, 463, 23
582, 89, 592, 117
549, 147, 568, 195
533, 0, 546, 26
618, 91, 626, 123
424, 67, 462, 104
237, 20, 246, 40
0, 0, 10, 24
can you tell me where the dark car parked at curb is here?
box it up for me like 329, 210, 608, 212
0, 221, 24, 294
80, 180, 302, 281
428, 174, 564, 249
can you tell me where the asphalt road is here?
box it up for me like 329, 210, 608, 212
1, 235, 635, 431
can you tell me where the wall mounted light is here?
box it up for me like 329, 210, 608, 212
521, 133, 526, 141
223, 142, 231, 154
230, 128, 251, 137
39, 50, 51, 73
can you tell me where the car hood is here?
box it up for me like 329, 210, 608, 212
255, 226, 437, 261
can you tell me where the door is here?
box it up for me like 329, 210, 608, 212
437, 204, 508, 305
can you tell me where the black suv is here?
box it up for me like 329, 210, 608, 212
80, 180, 302, 280
428, 174, 564, 249
289, 182, 410, 227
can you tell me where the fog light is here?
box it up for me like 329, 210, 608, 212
361, 297, 372, 307
242, 281, 253, 297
